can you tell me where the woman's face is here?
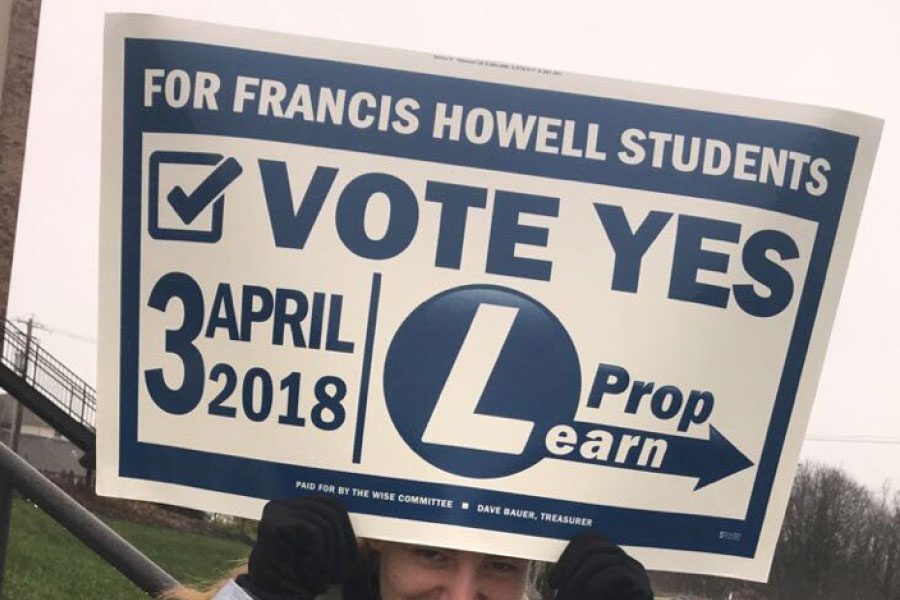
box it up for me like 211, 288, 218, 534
373, 542, 530, 600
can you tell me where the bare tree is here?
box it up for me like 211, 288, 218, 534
653, 463, 900, 600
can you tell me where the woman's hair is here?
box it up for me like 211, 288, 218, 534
158, 562, 249, 600
157, 560, 247, 600
526, 560, 549, 600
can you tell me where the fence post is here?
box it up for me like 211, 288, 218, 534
29, 344, 38, 386
80, 381, 87, 424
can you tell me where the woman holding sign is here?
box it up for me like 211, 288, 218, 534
161, 496, 653, 600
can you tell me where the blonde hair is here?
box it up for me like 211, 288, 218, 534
158, 563, 249, 600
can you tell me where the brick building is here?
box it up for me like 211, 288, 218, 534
0, 0, 39, 318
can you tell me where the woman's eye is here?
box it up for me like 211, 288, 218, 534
411, 546, 448, 563
487, 560, 524, 575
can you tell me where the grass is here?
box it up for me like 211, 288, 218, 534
2, 497, 252, 599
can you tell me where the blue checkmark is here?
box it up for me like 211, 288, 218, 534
166, 157, 243, 225
148, 151, 243, 243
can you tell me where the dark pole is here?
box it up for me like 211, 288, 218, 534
8, 316, 31, 451
0, 471, 11, 597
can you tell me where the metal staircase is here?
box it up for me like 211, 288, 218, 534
0, 318, 95, 453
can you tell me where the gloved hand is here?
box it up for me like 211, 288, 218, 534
549, 532, 654, 600
236, 495, 358, 600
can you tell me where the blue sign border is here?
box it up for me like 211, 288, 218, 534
117, 38, 858, 557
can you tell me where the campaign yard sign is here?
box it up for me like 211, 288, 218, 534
97, 14, 882, 580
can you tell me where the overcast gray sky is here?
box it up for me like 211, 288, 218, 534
8, 0, 900, 491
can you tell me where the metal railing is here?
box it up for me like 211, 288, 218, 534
0, 442, 178, 597
0, 318, 96, 433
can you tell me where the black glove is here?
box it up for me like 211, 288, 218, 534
236, 495, 358, 600
549, 532, 653, 600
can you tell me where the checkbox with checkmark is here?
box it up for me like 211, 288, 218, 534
148, 150, 243, 243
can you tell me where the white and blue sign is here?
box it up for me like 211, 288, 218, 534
98, 15, 882, 581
